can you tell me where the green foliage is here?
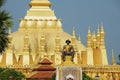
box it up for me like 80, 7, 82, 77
0, 10, 13, 29
0, 0, 13, 53
82, 72, 93, 80
0, 28, 9, 53
117, 54, 120, 65
28, 78, 41, 80
0, 68, 25, 80
119, 54, 120, 61
0, 0, 6, 7
50, 73, 56, 80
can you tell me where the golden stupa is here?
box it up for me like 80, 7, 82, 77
0, 0, 120, 79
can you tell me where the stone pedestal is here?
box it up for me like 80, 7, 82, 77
56, 56, 82, 80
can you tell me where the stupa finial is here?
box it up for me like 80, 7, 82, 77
101, 22, 104, 33
112, 49, 116, 65
88, 26, 91, 35
78, 34, 81, 43
29, 0, 51, 7
72, 26, 76, 36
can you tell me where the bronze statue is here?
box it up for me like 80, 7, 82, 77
62, 40, 75, 61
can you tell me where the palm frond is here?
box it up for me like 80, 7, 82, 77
0, 10, 13, 29
0, 28, 8, 53
0, 0, 6, 7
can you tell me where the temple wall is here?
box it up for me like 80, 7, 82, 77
82, 65, 120, 80
93, 48, 102, 65
81, 51, 87, 65
100, 46, 108, 65
6, 52, 13, 65
86, 48, 93, 65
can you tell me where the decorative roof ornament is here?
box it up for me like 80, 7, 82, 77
29, 0, 51, 7
97, 24, 100, 36
72, 27, 76, 36
112, 49, 116, 65
88, 26, 91, 36
101, 22, 104, 33
78, 34, 81, 43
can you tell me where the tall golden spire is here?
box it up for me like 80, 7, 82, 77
92, 31, 96, 48
112, 49, 116, 65
96, 26, 100, 47
100, 23, 105, 47
87, 26, 91, 47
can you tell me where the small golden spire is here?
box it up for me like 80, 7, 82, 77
72, 27, 76, 36
96, 26, 100, 47
78, 34, 81, 43
97, 25, 100, 36
92, 31, 97, 48
87, 26, 92, 48
101, 22, 104, 33
112, 49, 116, 65
71, 27, 77, 51
88, 26, 91, 36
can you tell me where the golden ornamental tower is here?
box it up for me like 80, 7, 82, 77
0, 0, 109, 67
86, 27, 94, 65
100, 23, 108, 65
0, 0, 85, 66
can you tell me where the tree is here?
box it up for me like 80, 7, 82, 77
0, 0, 13, 53
119, 54, 120, 61
82, 72, 93, 80
50, 73, 56, 80
0, 68, 25, 80
117, 54, 120, 65
0, 0, 6, 7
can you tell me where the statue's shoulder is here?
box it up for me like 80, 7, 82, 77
70, 45, 73, 47
63, 45, 67, 48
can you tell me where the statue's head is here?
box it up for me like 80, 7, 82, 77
66, 40, 71, 44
